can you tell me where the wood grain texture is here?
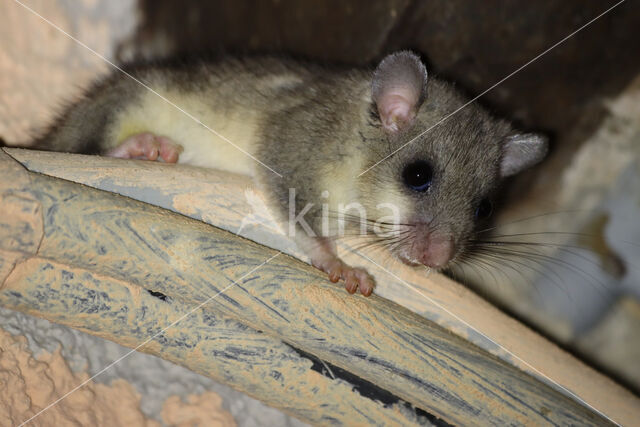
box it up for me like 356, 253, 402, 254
0, 256, 429, 426
0, 148, 636, 425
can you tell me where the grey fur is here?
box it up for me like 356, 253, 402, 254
38, 53, 547, 268
35, 73, 142, 153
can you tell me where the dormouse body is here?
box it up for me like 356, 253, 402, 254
37, 52, 547, 296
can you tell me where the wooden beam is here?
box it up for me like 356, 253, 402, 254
0, 256, 431, 425
1, 148, 637, 425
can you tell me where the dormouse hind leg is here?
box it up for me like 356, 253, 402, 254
106, 132, 183, 163
305, 237, 375, 296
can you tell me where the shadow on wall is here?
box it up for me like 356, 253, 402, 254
126, 0, 640, 221
129, 0, 640, 138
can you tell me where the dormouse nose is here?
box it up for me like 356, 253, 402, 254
418, 233, 455, 268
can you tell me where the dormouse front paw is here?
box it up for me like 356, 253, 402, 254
312, 256, 375, 296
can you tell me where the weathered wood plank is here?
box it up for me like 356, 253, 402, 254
1, 148, 636, 425
0, 256, 431, 426
6, 148, 639, 424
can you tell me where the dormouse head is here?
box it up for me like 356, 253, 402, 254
359, 51, 548, 269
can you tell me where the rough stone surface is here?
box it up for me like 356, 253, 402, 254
0, 323, 236, 427
0, 0, 137, 144
0, 307, 306, 427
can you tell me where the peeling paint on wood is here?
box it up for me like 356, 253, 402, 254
1, 148, 637, 425
0, 257, 430, 426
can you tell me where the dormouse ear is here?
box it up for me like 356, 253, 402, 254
372, 51, 428, 133
500, 133, 549, 177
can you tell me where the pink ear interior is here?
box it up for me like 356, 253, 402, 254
377, 90, 419, 132
371, 51, 427, 133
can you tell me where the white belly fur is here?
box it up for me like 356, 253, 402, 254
108, 89, 260, 177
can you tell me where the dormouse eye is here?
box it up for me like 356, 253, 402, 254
402, 160, 433, 192
475, 198, 493, 220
